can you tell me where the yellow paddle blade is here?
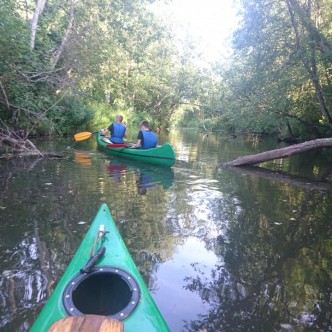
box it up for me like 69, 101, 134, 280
74, 131, 93, 142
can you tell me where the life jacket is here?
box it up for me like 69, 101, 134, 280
137, 173, 156, 189
141, 130, 158, 149
111, 123, 126, 143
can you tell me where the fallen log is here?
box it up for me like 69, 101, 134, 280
220, 137, 332, 167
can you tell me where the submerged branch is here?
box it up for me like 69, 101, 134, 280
0, 130, 63, 159
230, 166, 332, 192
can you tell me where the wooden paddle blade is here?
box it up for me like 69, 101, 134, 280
74, 132, 93, 142
48, 315, 124, 332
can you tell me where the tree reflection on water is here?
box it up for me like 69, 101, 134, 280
1, 135, 332, 332
183, 178, 332, 332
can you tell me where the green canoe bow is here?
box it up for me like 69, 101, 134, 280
96, 132, 176, 167
31, 204, 170, 332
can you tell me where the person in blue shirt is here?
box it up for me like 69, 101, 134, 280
130, 120, 158, 149
101, 115, 126, 143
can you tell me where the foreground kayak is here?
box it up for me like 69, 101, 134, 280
96, 132, 176, 167
31, 204, 170, 332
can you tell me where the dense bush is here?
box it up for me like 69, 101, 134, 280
48, 97, 94, 135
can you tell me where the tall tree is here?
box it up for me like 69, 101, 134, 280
51, 0, 76, 68
30, 0, 47, 49
217, 0, 332, 138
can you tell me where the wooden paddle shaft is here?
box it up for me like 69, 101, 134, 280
48, 315, 124, 332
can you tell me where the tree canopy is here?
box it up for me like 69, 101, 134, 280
212, 0, 332, 139
1, 0, 332, 148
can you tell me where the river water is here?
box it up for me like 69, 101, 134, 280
0, 129, 331, 331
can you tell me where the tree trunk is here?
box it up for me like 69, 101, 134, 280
286, 0, 332, 129
220, 138, 332, 167
287, 0, 331, 54
30, 0, 47, 49
0, 79, 10, 110
51, 0, 75, 68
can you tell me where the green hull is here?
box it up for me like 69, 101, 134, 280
97, 133, 176, 167
31, 204, 170, 332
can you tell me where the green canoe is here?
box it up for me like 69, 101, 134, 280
31, 204, 170, 332
96, 132, 176, 167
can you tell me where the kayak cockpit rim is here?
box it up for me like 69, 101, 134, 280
63, 266, 141, 320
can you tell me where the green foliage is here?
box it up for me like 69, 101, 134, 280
127, 111, 159, 130
88, 102, 160, 134
216, 106, 278, 136
0, 1, 32, 110
48, 97, 94, 135
177, 110, 198, 128
0, 0, 67, 136
3, 0, 332, 141
181, 118, 200, 129
88, 102, 135, 130
59, 0, 197, 130
1, 0, 193, 138
173, 0, 332, 138
218, 0, 332, 138
0, 1, 30, 72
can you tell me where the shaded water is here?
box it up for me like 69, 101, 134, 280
0, 129, 332, 331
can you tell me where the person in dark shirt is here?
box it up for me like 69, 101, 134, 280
130, 120, 158, 149
101, 115, 126, 143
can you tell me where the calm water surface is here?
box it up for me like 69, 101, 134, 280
0, 129, 332, 331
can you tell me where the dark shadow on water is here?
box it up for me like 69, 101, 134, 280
230, 165, 332, 192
